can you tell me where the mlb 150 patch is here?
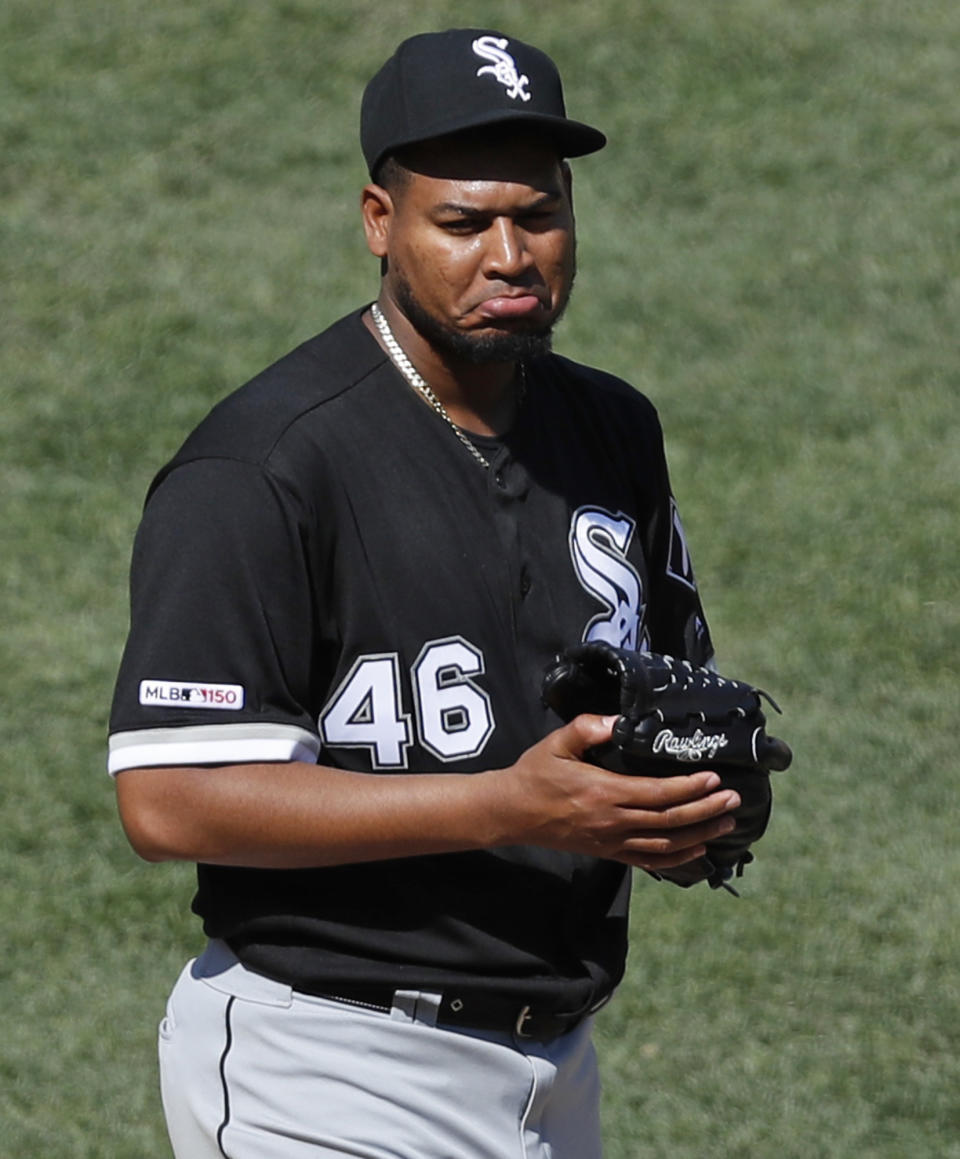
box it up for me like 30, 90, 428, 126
138, 680, 245, 709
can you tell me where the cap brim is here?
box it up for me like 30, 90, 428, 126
368, 111, 606, 176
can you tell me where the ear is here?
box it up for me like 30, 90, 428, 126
361, 183, 394, 259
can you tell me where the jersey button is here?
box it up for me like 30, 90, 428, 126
520, 571, 531, 598
494, 470, 506, 489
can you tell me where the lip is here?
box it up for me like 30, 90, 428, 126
475, 294, 546, 320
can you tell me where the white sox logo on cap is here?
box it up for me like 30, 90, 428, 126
472, 36, 532, 102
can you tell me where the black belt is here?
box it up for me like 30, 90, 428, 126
301, 981, 590, 1043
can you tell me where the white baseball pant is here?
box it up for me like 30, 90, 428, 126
158, 940, 604, 1158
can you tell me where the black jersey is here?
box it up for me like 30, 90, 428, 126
109, 307, 713, 1016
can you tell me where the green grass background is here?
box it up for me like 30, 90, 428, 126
2, 1, 957, 1155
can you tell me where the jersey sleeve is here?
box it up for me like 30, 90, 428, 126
108, 457, 322, 774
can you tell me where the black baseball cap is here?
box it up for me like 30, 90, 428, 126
361, 29, 607, 177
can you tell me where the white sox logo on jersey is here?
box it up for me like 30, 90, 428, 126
569, 506, 646, 651
472, 36, 532, 102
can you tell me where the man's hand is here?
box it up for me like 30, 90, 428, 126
483, 714, 741, 870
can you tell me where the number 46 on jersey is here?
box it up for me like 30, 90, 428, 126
319, 636, 494, 769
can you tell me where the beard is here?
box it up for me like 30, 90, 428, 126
391, 268, 575, 365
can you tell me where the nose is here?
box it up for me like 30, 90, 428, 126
483, 217, 531, 279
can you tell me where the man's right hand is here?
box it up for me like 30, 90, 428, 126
483, 714, 741, 871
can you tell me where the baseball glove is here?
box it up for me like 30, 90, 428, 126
541, 641, 792, 894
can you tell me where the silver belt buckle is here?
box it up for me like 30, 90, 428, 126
515, 1004, 533, 1038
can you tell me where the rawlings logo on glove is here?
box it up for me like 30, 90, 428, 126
541, 641, 793, 894
652, 727, 729, 761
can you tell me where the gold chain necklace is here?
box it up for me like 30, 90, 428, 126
370, 302, 524, 472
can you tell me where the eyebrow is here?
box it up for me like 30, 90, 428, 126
432, 190, 564, 217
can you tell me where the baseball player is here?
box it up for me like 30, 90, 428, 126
110, 29, 741, 1159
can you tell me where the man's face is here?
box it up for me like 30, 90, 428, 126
365, 133, 577, 364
